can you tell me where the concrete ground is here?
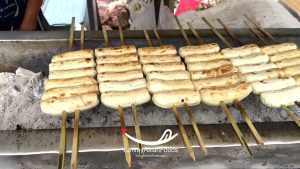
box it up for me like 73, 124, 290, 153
0, 144, 299, 169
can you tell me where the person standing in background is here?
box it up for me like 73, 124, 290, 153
0, 0, 43, 30
98, 0, 130, 30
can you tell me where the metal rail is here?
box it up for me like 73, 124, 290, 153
0, 122, 299, 155
1, 29, 300, 41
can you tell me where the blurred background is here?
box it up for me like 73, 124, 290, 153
39, 0, 300, 30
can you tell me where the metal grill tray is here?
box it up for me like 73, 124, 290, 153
0, 29, 299, 155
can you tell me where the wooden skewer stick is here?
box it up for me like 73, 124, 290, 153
152, 25, 163, 46
57, 111, 67, 169
281, 105, 300, 128
214, 19, 264, 145
100, 20, 134, 167
233, 100, 264, 145
187, 22, 204, 45
203, 17, 264, 149
220, 101, 253, 157
132, 104, 143, 154
118, 106, 132, 167
117, 16, 125, 46
152, 26, 196, 160
243, 14, 279, 44
174, 16, 192, 46
244, 21, 300, 129
184, 103, 207, 155
68, 17, 75, 51
58, 17, 75, 169
70, 110, 80, 169
244, 21, 267, 46
80, 25, 84, 50
202, 17, 232, 48
102, 25, 110, 47
176, 18, 208, 154
171, 105, 196, 161
70, 23, 84, 169
294, 102, 300, 124
117, 20, 143, 156
102, 29, 132, 167
216, 18, 243, 46
142, 25, 153, 47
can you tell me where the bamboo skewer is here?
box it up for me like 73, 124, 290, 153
201, 18, 254, 156
220, 102, 253, 157
243, 21, 300, 129
281, 105, 300, 128
102, 24, 132, 167
202, 17, 232, 48
213, 19, 266, 145
204, 17, 265, 145
80, 26, 85, 50
171, 106, 195, 161
174, 16, 191, 46
187, 22, 204, 45
117, 18, 143, 156
117, 16, 125, 46
57, 17, 76, 169
184, 104, 207, 155
102, 25, 110, 47
70, 110, 80, 169
244, 21, 267, 46
244, 14, 279, 44
118, 106, 132, 167
216, 18, 243, 46
152, 25, 163, 46
57, 111, 67, 169
142, 26, 151, 46
233, 100, 264, 145
70, 25, 85, 169
144, 26, 196, 161
131, 110, 141, 155
142, 25, 153, 47
175, 16, 191, 45
175, 17, 208, 155
132, 104, 143, 154
68, 17, 75, 51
